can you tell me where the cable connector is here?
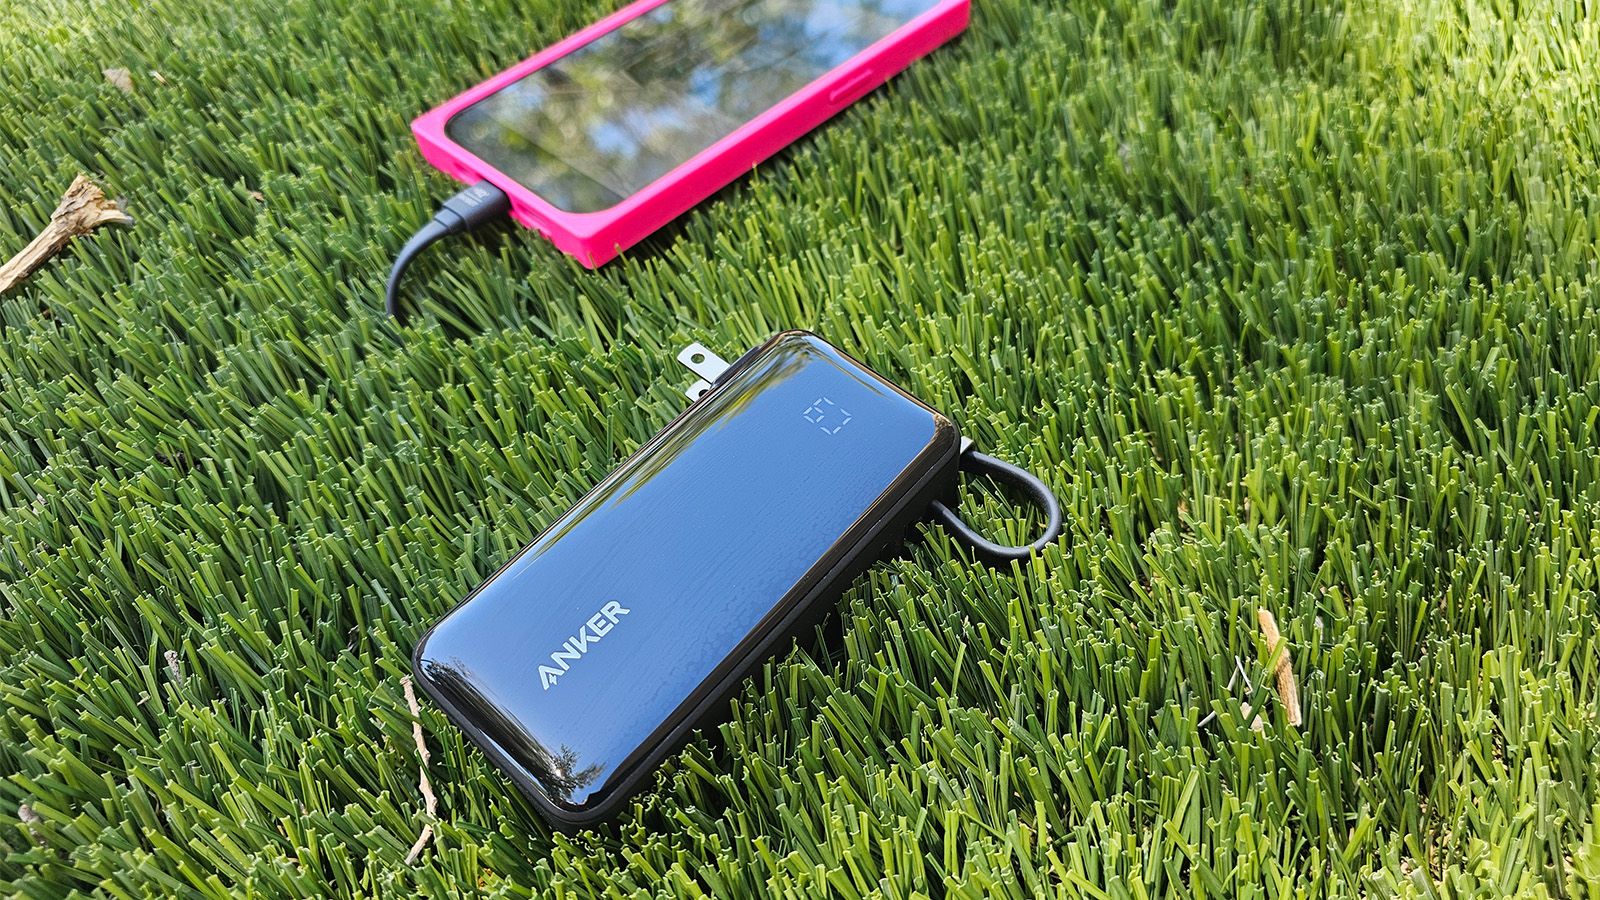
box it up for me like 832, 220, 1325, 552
385, 180, 512, 321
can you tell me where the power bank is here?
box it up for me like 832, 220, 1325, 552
411, 332, 961, 829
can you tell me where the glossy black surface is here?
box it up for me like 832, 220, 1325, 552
444, 0, 942, 212
413, 333, 952, 818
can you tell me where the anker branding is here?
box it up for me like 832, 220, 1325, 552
538, 601, 629, 690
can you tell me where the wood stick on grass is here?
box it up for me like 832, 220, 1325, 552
402, 676, 438, 864
0, 175, 132, 294
1258, 609, 1303, 726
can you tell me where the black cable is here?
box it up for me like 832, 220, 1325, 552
384, 180, 512, 322
930, 448, 1063, 564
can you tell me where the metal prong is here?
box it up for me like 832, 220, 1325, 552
677, 343, 730, 383
687, 379, 712, 401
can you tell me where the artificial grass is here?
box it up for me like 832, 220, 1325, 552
1, 0, 1597, 895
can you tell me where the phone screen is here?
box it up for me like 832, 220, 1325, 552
445, 0, 942, 213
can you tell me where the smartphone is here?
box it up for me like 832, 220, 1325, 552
410, 0, 970, 267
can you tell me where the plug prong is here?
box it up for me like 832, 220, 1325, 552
677, 343, 730, 382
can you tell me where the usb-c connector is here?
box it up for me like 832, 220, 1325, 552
384, 180, 511, 321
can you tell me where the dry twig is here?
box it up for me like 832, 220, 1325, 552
402, 675, 438, 864
0, 176, 133, 294
1257, 609, 1303, 726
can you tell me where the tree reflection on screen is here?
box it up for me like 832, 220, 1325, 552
446, 0, 939, 212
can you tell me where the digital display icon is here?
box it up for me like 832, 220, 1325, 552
803, 397, 853, 435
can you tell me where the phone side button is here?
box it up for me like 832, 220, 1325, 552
827, 69, 878, 105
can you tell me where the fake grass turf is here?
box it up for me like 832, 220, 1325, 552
2, 0, 1599, 895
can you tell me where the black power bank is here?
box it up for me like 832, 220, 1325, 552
411, 331, 961, 829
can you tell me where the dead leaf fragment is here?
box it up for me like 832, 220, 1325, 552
103, 68, 133, 93
0, 176, 133, 294
1258, 609, 1303, 726
1239, 702, 1266, 732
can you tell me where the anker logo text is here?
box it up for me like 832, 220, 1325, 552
539, 602, 630, 689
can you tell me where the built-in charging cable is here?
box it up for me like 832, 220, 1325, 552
384, 180, 512, 321
929, 438, 1064, 564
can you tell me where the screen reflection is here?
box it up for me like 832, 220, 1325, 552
445, 0, 942, 212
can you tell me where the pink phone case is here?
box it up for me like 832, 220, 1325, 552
411, 0, 971, 267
